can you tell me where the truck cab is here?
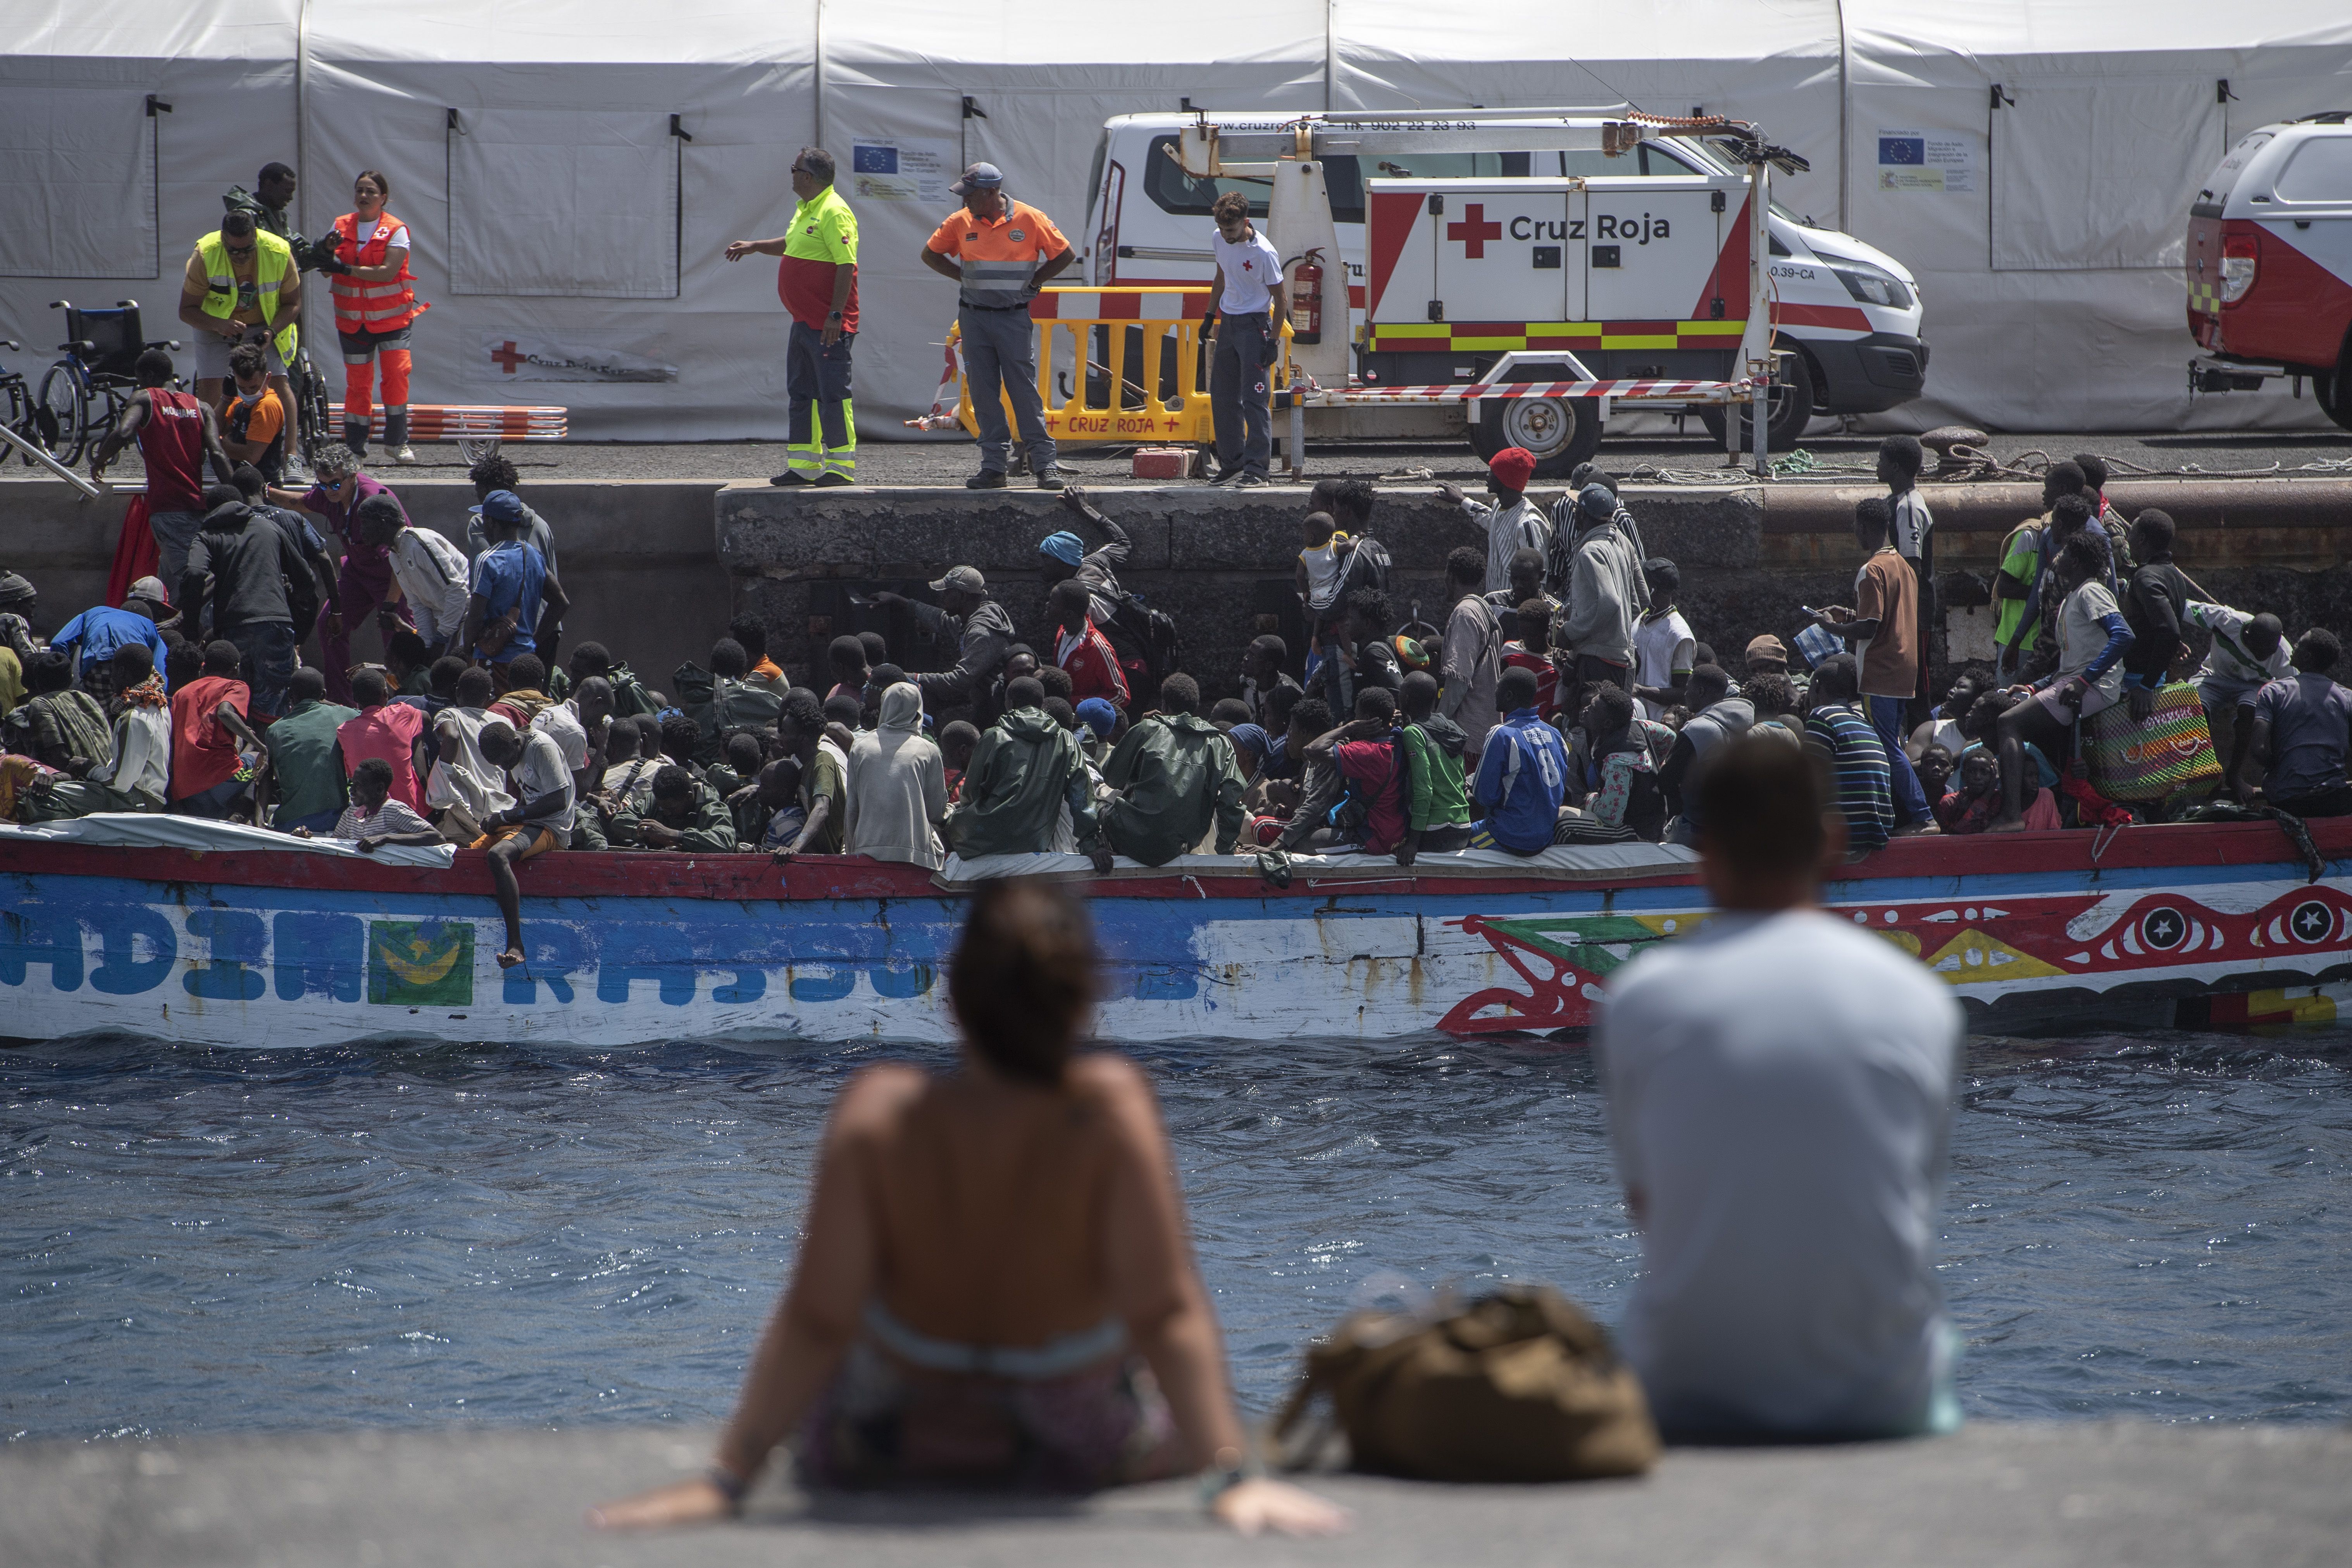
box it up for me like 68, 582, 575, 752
2186, 113, 2352, 430
1084, 111, 1927, 453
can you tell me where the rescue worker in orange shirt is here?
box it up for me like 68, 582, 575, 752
326, 169, 428, 465
920, 162, 1075, 491
216, 342, 291, 484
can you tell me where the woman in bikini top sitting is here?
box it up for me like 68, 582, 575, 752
591, 877, 1345, 1537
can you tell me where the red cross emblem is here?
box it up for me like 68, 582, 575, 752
1446, 203, 1502, 258
489, 340, 527, 374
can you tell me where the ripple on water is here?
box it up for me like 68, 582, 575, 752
3, 1027, 2348, 1439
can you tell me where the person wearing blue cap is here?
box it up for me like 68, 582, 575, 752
462, 490, 569, 671
1556, 482, 1644, 695
922, 162, 1076, 490
1073, 695, 1122, 762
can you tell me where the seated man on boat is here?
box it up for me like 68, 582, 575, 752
772, 688, 848, 862
1801, 655, 1898, 855
611, 763, 739, 853
1096, 672, 1246, 866
168, 639, 269, 821
1602, 735, 1962, 1441
2240, 628, 2352, 819
588, 878, 1345, 1535
1293, 687, 1409, 857
473, 719, 576, 969
1991, 534, 2132, 833
290, 756, 440, 852
1396, 669, 1472, 863
942, 675, 1102, 866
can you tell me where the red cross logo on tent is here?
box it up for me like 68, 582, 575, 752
1447, 204, 1502, 258
489, 341, 527, 374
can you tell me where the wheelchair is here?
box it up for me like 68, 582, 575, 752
1, 338, 38, 467
34, 300, 181, 466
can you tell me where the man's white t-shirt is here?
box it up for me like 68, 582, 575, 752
388, 527, 472, 644
1632, 608, 1696, 720
532, 701, 590, 774
1600, 908, 1962, 1439
509, 727, 577, 844
1210, 225, 1284, 315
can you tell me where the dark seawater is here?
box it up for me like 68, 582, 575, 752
5, 1028, 2348, 1441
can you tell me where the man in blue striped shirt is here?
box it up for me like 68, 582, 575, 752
1802, 654, 1894, 855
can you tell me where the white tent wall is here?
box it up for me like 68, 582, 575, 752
1845, 3, 2352, 432
300, 3, 818, 440
5, 2, 2350, 441
822, 4, 1331, 443
0, 5, 300, 358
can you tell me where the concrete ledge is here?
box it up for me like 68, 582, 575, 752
6, 1421, 2347, 1566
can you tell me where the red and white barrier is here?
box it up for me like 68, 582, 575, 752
329, 404, 569, 441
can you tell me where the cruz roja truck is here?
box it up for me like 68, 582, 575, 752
1082, 107, 1928, 474
2184, 112, 2352, 431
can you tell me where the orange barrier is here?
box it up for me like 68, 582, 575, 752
328, 404, 568, 442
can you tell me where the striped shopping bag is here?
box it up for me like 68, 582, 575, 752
2080, 683, 2222, 802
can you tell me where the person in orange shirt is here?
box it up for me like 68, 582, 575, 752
216, 343, 289, 484
920, 162, 1075, 491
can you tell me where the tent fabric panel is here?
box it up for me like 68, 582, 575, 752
0, 86, 160, 281
1990, 73, 2224, 272
447, 109, 682, 299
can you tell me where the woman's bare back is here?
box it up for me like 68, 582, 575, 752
849, 1053, 1149, 1349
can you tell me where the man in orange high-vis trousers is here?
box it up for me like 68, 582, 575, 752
327, 169, 428, 464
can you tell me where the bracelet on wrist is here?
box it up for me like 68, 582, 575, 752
1195, 1445, 1257, 1511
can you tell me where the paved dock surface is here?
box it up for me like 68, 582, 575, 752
16, 427, 2343, 488
8, 1421, 2349, 1566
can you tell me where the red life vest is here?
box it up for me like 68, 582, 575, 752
329, 211, 425, 335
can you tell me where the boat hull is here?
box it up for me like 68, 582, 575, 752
3, 822, 2348, 1047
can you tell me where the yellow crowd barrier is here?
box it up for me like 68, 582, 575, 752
953, 286, 1291, 447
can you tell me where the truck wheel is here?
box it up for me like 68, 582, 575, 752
2319, 338, 2352, 433
1696, 349, 1816, 453
1469, 396, 1604, 479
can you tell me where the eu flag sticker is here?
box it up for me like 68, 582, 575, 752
1879, 136, 1926, 166
852, 145, 898, 175
368, 921, 474, 1006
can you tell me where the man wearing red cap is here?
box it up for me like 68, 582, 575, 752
1440, 447, 1551, 598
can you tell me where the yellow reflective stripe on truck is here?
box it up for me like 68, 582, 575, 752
1366, 319, 1750, 353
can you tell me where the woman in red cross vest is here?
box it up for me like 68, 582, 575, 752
328, 169, 428, 464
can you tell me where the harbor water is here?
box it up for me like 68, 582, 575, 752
5, 1027, 2348, 1441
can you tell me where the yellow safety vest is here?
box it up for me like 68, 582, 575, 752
196, 230, 300, 364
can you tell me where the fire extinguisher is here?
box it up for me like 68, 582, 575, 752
1290, 248, 1324, 345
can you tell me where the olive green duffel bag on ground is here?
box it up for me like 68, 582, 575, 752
1272, 1284, 1659, 1482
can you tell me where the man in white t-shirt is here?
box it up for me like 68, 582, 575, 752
1630, 558, 1696, 720
1204, 190, 1287, 488
361, 498, 472, 656
476, 720, 576, 971
1600, 733, 1963, 1440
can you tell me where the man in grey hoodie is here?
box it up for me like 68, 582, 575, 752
1556, 482, 1644, 695
943, 675, 1104, 865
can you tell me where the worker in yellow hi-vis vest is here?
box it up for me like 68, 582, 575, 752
727, 147, 859, 488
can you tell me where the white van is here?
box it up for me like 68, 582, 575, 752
1082, 111, 1928, 453
2185, 112, 2352, 430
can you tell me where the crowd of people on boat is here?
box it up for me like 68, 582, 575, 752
4, 432, 2350, 909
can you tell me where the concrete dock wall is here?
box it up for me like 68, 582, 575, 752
9, 475, 2347, 705
720, 478, 2352, 699
0, 481, 726, 695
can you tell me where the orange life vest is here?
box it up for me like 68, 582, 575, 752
329, 210, 426, 335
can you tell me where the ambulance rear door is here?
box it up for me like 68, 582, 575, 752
1424, 179, 1585, 327
1580, 175, 1747, 330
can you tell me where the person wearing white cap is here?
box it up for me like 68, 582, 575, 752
921, 162, 1076, 490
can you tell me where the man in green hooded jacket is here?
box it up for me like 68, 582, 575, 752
1098, 672, 1246, 865
943, 675, 1102, 862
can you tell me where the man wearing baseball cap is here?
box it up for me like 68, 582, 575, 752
920, 162, 1076, 491
1744, 632, 1809, 704
874, 565, 1018, 723
1556, 482, 1644, 693
1440, 446, 1551, 598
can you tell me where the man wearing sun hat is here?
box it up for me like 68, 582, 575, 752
1439, 446, 1552, 597
920, 162, 1077, 491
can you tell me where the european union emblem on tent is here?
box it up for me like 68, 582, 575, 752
1880, 136, 1926, 166
853, 145, 898, 175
